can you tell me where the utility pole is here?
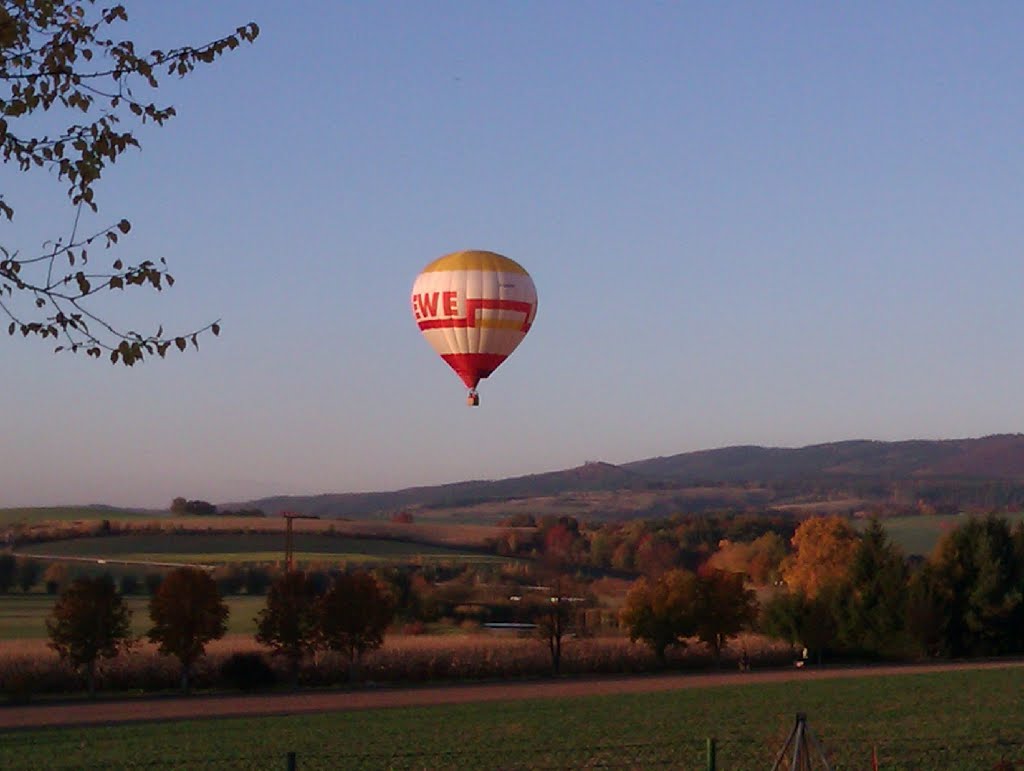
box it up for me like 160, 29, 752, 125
279, 511, 319, 572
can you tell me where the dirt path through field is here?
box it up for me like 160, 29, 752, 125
3, 659, 1022, 731
10, 551, 216, 571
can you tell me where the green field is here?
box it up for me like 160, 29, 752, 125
864, 512, 1024, 556
1, 667, 1022, 769
17, 533, 502, 566
0, 506, 154, 526
0, 594, 267, 640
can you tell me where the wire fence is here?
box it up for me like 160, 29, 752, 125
20, 733, 1024, 770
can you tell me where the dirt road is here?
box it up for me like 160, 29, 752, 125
10, 552, 215, 571
2, 659, 1022, 732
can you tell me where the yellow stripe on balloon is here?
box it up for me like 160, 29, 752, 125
419, 250, 529, 275
476, 318, 526, 330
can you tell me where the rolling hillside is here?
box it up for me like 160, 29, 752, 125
624, 435, 1024, 482
225, 461, 649, 519
226, 434, 1024, 521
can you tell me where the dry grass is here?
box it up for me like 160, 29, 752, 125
154, 518, 518, 548
0, 632, 793, 701
423, 487, 773, 523
5, 517, 524, 551
775, 499, 867, 514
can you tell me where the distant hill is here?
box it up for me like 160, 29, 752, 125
623, 435, 1024, 482
225, 461, 648, 519
225, 435, 1024, 522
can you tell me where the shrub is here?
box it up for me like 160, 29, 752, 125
220, 652, 276, 691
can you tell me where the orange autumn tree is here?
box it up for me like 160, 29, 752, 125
781, 516, 860, 597
707, 532, 787, 586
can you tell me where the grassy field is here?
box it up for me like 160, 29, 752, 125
11, 506, 1024, 564
1, 507, 517, 550
1, 667, 1021, 769
423, 486, 772, 524
0, 594, 267, 640
0, 506, 154, 526
864, 512, 1024, 556
17, 533, 504, 566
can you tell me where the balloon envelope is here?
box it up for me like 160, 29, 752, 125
411, 250, 537, 391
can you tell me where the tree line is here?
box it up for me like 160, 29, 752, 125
44, 567, 393, 698
617, 513, 1024, 668
13, 512, 1024, 699
170, 497, 266, 517
762, 514, 1024, 662
0, 555, 276, 597
491, 511, 799, 573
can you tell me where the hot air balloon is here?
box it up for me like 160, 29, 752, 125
411, 250, 537, 406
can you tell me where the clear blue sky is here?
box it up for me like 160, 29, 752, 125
3, 1, 1023, 508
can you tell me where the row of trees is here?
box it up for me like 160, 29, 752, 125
48, 568, 226, 697
255, 571, 393, 686
492, 512, 799, 575
31, 513, 1024, 698
170, 498, 218, 516
618, 513, 1024, 668
0, 555, 279, 597
169, 498, 267, 517
46, 567, 393, 697
0, 554, 41, 592
763, 515, 1024, 661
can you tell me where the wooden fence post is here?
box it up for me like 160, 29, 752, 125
706, 736, 717, 771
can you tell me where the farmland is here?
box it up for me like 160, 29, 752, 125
1, 665, 1022, 769
9, 505, 1024, 562
867, 512, 1024, 556
1, 528, 512, 642
15, 533, 504, 567
0, 507, 154, 526
0, 518, 514, 644
412, 485, 773, 524
1, 506, 518, 552
0, 594, 267, 640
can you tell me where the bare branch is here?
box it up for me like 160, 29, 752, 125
1, 1, 255, 364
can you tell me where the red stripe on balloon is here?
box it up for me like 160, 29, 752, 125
418, 318, 534, 332
417, 298, 534, 332
441, 353, 509, 389
466, 299, 534, 332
